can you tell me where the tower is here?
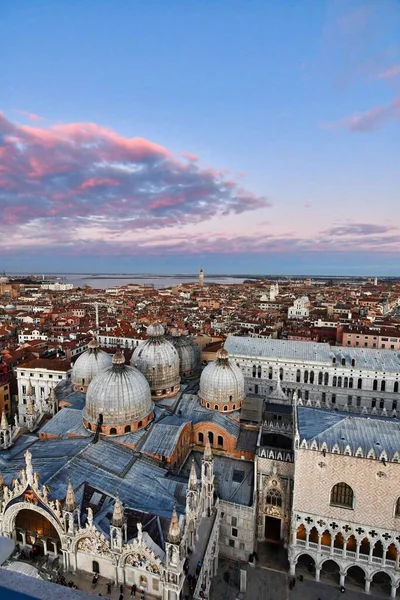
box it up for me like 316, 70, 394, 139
0, 411, 11, 450
201, 437, 214, 516
186, 459, 199, 548
199, 267, 204, 288
63, 480, 80, 535
110, 495, 127, 550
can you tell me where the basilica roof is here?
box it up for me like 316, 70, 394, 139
225, 335, 400, 372
297, 406, 400, 460
141, 416, 189, 457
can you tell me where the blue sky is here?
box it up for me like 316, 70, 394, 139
0, 0, 399, 274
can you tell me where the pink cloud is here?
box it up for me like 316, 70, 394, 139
326, 95, 400, 132
80, 177, 121, 190
0, 111, 270, 249
16, 110, 45, 122
377, 64, 400, 80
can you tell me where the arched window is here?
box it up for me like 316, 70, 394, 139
232, 404, 236, 410
324, 372, 329, 385
332, 376, 337, 387
381, 380, 386, 392
198, 432, 204, 444
309, 371, 314, 384
337, 376, 342, 388
206, 402, 210, 408
394, 382, 399, 393
357, 378, 362, 390
279, 367, 283, 381
137, 420, 142, 429
349, 377, 353, 389
208, 432, 214, 446
341, 358, 346, 366
344, 377, 348, 388
86, 423, 92, 431
330, 482, 354, 508
258, 366, 262, 379
395, 498, 400, 517
217, 435, 223, 448
373, 379, 378, 391
124, 425, 131, 433
266, 488, 282, 507
110, 427, 117, 435
304, 370, 309, 384
268, 367, 273, 380
351, 359, 355, 367
318, 372, 323, 385
252, 365, 256, 378
223, 405, 228, 411
296, 369, 301, 383
214, 405, 218, 410
92, 560, 99, 574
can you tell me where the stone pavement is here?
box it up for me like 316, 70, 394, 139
56, 570, 157, 599
209, 559, 386, 600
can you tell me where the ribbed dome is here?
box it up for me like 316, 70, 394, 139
84, 350, 154, 434
169, 334, 201, 379
131, 323, 180, 399
199, 349, 245, 412
84, 351, 153, 435
72, 338, 112, 391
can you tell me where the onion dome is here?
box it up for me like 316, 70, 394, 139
83, 349, 154, 436
131, 323, 180, 400
199, 348, 245, 412
72, 337, 112, 391
169, 333, 201, 379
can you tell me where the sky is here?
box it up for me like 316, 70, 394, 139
0, 0, 399, 276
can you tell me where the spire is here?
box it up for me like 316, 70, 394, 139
1, 411, 8, 431
112, 496, 125, 528
25, 449, 33, 485
189, 459, 198, 491
49, 385, 56, 404
204, 436, 213, 461
168, 504, 181, 544
27, 396, 35, 415
27, 379, 34, 397
65, 480, 77, 512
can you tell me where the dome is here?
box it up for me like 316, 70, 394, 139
169, 334, 201, 378
72, 338, 112, 391
199, 348, 245, 412
83, 350, 154, 436
131, 323, 180, 399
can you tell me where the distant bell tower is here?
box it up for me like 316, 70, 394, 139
199, 267, 204, 288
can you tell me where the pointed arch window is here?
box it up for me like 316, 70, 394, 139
330, 482, 354, 508
266, 488, 282, 508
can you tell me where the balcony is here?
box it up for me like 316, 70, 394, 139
295, 539, 396, 568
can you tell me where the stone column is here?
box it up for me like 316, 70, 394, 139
315, 566, 321, 582
291, 525, 297, 546
289, 561, 296, 577
330, 536, 335, 556
382, 545, 388, 568
368, 544, 374, 565
305, 529, 310, 550
365, 577, 372, 594
20, 531, 27, 548
391, 585, 397, 599
52, 541, 58, 557
396, 551, 400, 570
342, 537, 348, 559
42, 538, 48, 556
317, 532, 322, 553
355, 539, 361, 561
339, 572, 345, 587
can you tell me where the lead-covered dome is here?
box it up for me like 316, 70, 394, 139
199, 348, 245, 412
131, 323, 180, 399
72, 338, 112, 391
169, 333, 201, 379
83, 349, 154, 436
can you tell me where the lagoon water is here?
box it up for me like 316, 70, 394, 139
63, 275, 247, 289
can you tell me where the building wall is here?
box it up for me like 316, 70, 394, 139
0, 382, 11, 417
218, 500, 255, 561
16, 367, 70, 425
